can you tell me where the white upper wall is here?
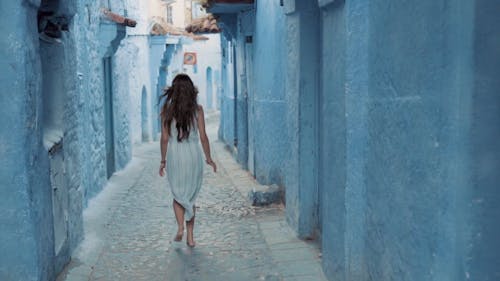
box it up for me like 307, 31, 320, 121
158, 0, 193, 28
183, 34, 222, 109
149, 0, 167, 19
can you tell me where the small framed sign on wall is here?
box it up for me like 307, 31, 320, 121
184, 52, 197, 65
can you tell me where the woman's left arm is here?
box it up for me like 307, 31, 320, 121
159, 122, 169, 176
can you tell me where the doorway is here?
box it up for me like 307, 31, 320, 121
103, 57, 115, 178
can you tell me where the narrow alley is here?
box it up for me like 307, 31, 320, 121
2, 0, 500, 281
57, 113, 326, 281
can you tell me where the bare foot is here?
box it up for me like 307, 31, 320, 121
186, 233, 195, 247
186, 239, 196, 248
174, 228, 184, 242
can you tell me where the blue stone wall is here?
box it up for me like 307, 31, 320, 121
319, 2, 347, 280
467, 1, 500, 278
233, 11, 252, 168
284, 1, 321, 239
250, 0, 287, 185
213, 1, 499, 279
113, 45, 133, 170
0, 2, 54, 280
318, 1, 500, 280
77, 0, 110, 202
0, 0, 135, 279
218, 2, 287, 186
219, 33, 237, 147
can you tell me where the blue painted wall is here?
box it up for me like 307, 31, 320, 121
0, 3, 54, 280
466, 1, 500, 279
214, 0, 500, 280
284, 0, 321, 239
217, 1, 287, 186
251, 0, 287, 185
219, 32, 237, 147
233, 11, 250, 169
0, 0, 135, 279
318, 2, 347, 280
318, 1, 500, 280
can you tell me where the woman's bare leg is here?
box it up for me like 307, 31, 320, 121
186, 206, 196, 247
173, 199, 185, 241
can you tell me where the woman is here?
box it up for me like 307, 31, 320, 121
158, 74, 217, 248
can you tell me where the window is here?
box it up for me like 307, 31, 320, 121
167, 5, 173, 24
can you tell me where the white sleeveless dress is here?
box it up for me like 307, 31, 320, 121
166, 117, 203, 221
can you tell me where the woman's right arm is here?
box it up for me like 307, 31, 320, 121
159, 121, 169, 176
197, 105, 217, 173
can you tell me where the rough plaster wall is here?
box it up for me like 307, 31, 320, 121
113, 43, 133, 168
363, 1, 474, 280
319, 2, 347, 280
220, 38, 236, 146
284, 1, 320, 239
0, 2, 53, 281
60, 26, 85, 274
319, 1, 500, 281
466, 1, 500, 279
0, 0, 137, 279
217, 15, 238, 145
234, 34, 247, 164
48, 0, 84, 274
284, 9, 300, 236
77, 0, 108, 203
227, 39, 236, 147
122, 39, 142, 145
123, 0, 153, 145
233, 11, 252, 168
252, 0, 286, 185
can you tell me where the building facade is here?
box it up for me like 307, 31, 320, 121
209, 0, 500, 280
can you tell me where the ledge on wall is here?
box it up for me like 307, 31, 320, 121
99, 9, 137, 57
101, 8, 137, 27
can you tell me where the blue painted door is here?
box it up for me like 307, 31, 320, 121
103, 57, 115, 178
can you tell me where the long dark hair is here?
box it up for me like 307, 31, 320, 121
160, 74, 198, 142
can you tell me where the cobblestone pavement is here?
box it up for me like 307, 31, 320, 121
58, 113, 326, 281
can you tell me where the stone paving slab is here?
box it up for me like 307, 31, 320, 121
57, 114, 326, 281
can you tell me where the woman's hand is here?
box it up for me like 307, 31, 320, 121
159, 162, 166, 177
206, 159, 217, 173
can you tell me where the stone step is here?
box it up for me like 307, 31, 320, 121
248, 184, 284, 206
